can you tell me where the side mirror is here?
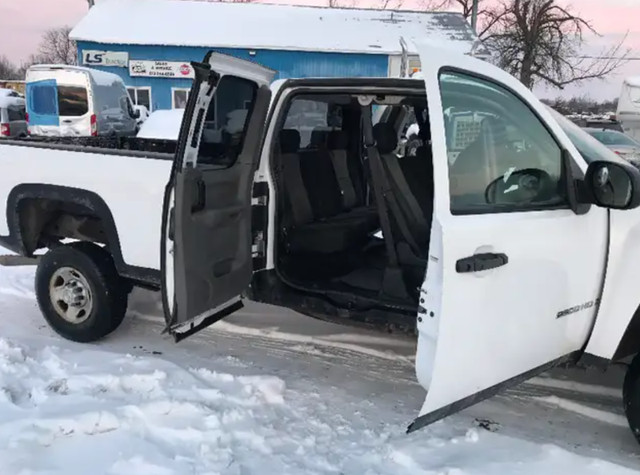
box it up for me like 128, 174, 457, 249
485, 168, 556, 205
583, 161, 640, 210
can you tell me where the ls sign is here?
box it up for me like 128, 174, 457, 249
82, 50, 129, 68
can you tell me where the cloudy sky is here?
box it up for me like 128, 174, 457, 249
1, 0, 638, 100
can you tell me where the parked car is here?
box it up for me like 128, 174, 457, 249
136, 109, 184, 141
0, 95, 27, 138
582, 127, 640, 165
25, 65, 139, 137
4, 50, 640, 445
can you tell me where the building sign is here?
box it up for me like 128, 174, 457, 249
129, 60, 195, 79
82, 50, 128, 67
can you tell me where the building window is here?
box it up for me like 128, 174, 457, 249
127, 87, 152, 112
172, 88, 190, 109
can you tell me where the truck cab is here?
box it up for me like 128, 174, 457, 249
159, 48, 640, 436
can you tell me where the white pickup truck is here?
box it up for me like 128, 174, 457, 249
2, 45, 640, 442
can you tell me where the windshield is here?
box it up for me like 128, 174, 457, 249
586, 129, 640, 147
546, 107, 624, 164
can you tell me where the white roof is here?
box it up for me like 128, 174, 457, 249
70, 0, 486, 56
624, 76, 640, 88
0, 96, 25, 109
27, 64, 124, 87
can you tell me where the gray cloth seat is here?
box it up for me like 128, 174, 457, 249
278, 129, 378, 254
372, 123, 433, 250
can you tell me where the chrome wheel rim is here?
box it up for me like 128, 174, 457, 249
49, 267, 93, 324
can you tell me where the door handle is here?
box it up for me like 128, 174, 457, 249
191, 179, 206, 212
456, 253, 508, 273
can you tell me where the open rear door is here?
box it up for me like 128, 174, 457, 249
409, 43, 609, 431
161, 53, 275, 341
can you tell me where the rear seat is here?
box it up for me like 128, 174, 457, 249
278, 129, 378, 254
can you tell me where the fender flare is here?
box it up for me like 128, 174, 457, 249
0, 184, 160, 288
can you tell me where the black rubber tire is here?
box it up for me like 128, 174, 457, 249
35, 242, 128, 342
623, 352, 640, 444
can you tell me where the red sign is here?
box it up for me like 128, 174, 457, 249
180, 64, 191, 76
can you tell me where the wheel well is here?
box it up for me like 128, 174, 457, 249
17, 197, 108, 255
613, 304, 640, 361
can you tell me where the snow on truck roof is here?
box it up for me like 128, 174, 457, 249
27, 65, 124, 87
70, 0, 486, 56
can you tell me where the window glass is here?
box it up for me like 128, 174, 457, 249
173, 89, 189, 109
283, 99, 343, 148
440, 72, 566, 213
58, 86, 88, 116
588, 130, 639, 147
8, 107, 26, 122
136, 89, 151, 111
31, 85, 57, 115
196, 75, 257, 168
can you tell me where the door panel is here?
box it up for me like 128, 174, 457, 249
411, 43, 608, 430
161, 53, 275, 336
26, 79, 59, 127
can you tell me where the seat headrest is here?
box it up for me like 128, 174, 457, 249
310, 128, 328, 148
327, 130, 348, 150
280, 129, 301, 153
373, 123, 398, 154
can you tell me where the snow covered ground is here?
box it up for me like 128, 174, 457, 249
0, 264, 639, 474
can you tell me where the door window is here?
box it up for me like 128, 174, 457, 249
31, 84, 58, 115
8, 107, 26, 122
440, 71, 566, 214
172, 88, 189, 109
196, 75, 257, 168
57, 86, 89, 117
127, 87, 152, 112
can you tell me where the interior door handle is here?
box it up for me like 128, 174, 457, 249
456, 253, 509, 273
191, 179, 206, 212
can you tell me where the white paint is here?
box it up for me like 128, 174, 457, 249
70, 0, 484, 56
617, 77, 640, 142
414, 41, 609, 417
0, 145, 171, 270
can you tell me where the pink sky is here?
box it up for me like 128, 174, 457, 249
1, 0, 638, 99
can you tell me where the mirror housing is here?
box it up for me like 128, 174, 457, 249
133, 109, 141, 119
581, 160, 640, 210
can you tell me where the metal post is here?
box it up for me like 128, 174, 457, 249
471, 0, 479, 34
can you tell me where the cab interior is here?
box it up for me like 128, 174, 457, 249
271, 87, 434, 310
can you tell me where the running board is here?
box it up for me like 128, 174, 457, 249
171, 300, 244, 343
0, 255, 40, 267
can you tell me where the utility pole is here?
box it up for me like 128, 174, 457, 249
470, 0, 479, 34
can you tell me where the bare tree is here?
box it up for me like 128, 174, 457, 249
35, 26, 78, 65
483, 0, 629, 89
0, 56, 19, 80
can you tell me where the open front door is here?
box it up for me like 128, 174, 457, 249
161, 53, 275, 341
409, 44, 609, 431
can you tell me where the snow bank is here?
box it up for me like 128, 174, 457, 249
136, 109, 184, 141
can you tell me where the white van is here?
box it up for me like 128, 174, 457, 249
616, 76, 640, 141
25, 65, 138, 137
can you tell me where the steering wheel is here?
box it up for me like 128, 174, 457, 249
485, 168, 555, 205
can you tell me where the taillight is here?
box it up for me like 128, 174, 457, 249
0, 123, 9, 136
90, 114, 97, 136
25, 112, 29, 123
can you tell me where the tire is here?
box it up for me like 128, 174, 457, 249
623, 352, 640, 444
35, 242, 129, 343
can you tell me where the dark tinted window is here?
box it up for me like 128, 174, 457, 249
137, 89, 151, 111
8, 107, 26, 121
31, 85, 57, 115
58, 86, 88, 116
197, 76, 257, 168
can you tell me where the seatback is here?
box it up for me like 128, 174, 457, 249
327, 130, 359, 210
373, 122, 431, 246
278, 129, 314, 226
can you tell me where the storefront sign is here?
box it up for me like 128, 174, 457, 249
82, 50, 129, 67
128, 60, 195, 79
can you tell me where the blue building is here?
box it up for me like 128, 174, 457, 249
70, 0, 486, 112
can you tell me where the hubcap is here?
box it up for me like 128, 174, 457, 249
49, 267, 93, 324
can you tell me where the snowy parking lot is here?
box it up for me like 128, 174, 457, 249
0, 264, 639, 474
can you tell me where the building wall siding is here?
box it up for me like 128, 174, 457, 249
76, 41, 390, 110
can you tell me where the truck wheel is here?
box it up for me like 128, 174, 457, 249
35, 242, 128, 343
623, 352, 640, 444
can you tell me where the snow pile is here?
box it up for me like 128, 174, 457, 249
0, 265, 638, 473
136, 109, 184, 141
